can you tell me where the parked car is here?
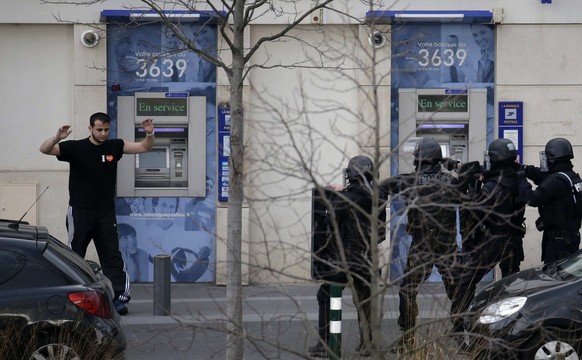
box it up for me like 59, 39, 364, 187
464, 249, 582, 360
0, 219, 126, 359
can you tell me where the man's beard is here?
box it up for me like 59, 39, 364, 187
91, 134, 105, 144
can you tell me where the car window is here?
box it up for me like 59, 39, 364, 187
45, 236, 99, 285
0, 251, 65, 290
0, 250, 25, 285
553, 249, 582, 279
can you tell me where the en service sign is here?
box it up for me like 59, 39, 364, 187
417, 94, 468, 113
136, 97, 188, 117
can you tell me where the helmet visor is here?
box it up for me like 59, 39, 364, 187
539, 151, 548, 172
483, 151, 491, 171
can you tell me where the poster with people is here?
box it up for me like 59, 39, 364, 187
389, 23, 495, 282
391, 23, 494, 89
116, 197, 215, 283
106, 21, 217, 283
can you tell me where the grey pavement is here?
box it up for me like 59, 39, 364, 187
122, 282, 464, 360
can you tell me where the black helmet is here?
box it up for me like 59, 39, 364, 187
413, 137, 442, 163
345, 155, 374, 183
488, 138, 517, 163
545, 138, 574, 161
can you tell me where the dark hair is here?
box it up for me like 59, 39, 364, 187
470, 23, 494, 31
90, 112, 111, 126
152, 197, 180, 212
118, 223, 136, 238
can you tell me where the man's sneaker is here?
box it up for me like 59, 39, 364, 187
308, 342, 327, 358
114, 299, 128, 315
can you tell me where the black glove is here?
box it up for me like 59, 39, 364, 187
443, 157, 460, 172
458, 161, 483, 193
517, 177, 532, 197
473, 176, 483, 193
514, 161, 525, 171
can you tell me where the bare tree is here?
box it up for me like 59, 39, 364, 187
148, 3, 343, 359
43, 1, 339, 359
38, 1, 532, 359
243, 10, 394, 356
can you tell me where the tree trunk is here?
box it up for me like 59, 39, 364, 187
225, 2, 245, 360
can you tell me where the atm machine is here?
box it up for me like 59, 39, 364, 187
394, 88, 490, 282
397, 88, 487, 173
116, 92, 207, 197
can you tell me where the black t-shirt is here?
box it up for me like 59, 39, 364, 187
58, 138, 124, 210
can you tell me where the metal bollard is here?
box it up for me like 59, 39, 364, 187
153, 254, 171, 316
329, 285, 342, 359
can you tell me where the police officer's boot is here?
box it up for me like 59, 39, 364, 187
308, 342, 327, 358
355, 341, 372, 357
390, 331, 415, 355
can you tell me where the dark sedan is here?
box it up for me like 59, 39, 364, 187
0, 219, 126, 359
464, 250, 582, 360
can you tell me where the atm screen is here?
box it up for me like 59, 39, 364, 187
137, 148, 169, 169
440, 144, 449, 158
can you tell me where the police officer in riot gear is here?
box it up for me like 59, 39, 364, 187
309, 155, 386, 358
451, 138, 527, 334
489, 140, 527, 277
519, 137, 582, 264
381, 137, 461, 353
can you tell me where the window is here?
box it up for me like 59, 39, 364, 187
0, 250, 25, 285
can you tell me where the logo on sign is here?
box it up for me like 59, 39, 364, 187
505, 108, 517, 120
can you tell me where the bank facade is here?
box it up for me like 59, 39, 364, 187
1, 1, 581, 285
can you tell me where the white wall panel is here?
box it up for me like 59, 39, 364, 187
6, 1, 582, 25
0, 184, 37, 224
497, 25, 582, 85
497, 85, 582, 163
247, 24, 361, 281
0, 25, 72, 171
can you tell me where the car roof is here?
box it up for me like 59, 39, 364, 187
0, 219, 49, 242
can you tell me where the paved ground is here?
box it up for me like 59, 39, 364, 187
122, 282, 466, 360
124, 282, 454, 324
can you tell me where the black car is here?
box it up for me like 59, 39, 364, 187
0, 219, 126, 359
464, 250, 582, 360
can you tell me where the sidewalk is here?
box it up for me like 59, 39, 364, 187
123, 282, 452, 325
122, 282, 460, 360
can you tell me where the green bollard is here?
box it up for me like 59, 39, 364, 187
328, 285, 342, 359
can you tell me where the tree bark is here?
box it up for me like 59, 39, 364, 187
225, 2, 245, 360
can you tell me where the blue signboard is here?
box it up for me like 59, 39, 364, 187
498, 101, 524, 162
389, 22, 496, 283
107, 22, 218, 283
218, 107, 230, 202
